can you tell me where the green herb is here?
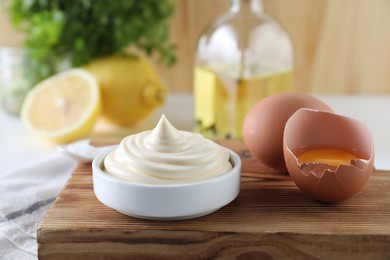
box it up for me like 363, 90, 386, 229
8, 0, 176, 84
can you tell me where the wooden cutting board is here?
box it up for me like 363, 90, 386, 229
37, 140, 390, 259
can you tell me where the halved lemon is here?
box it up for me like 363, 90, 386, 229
21, 69, 101, 143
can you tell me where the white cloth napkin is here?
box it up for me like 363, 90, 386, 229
0, 152, 76, 259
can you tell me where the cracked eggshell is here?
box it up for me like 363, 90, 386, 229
283, 108, 374, 203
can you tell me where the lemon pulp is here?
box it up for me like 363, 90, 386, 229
21, 69, 101, 143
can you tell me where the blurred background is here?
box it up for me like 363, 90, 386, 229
1, 0, 390, 94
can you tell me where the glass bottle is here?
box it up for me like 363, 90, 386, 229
194, 0, 294, 139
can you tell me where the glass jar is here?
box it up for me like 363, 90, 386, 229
194, 0, 294, 139
0, 47, 31, 116
0, 47, 71, 116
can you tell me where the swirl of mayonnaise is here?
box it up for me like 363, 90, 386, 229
104, 115, 232, 184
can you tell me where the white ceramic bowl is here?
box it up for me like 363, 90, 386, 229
92, 147, 241, 220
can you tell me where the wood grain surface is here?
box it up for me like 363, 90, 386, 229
37, 140, 390, 259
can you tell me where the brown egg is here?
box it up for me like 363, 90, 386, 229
243, 92, 333, 171
283, 108, 374, 203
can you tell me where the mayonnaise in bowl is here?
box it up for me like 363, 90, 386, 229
104, 115, 233, 185
92, 115, 241, 220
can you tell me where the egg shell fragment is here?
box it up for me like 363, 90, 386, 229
283, 108, 374, 203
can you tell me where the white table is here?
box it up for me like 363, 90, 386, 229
1, 93, 390, 173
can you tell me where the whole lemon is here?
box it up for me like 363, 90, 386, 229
84, 54, 167, 125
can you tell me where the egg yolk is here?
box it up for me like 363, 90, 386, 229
297, 148, 359, 166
